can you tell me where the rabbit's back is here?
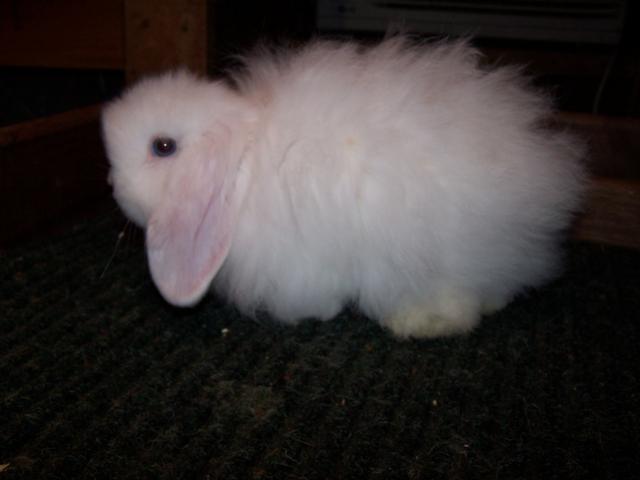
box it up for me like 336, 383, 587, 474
216, 37, 586, 329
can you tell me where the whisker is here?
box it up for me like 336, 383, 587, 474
99, 225, 126, 280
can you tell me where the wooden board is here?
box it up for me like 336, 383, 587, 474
573, 178, 640, 250
559, 112, 640, 249
0, 107, 109, 246
558, 112, 640, 179
0, 0, 125, 69
124, 0, 207, 82
0, 105, 102, 147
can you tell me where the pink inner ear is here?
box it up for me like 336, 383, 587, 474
146, 142, 236, 307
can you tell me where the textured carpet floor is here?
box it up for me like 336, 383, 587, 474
1, 212, 639, 480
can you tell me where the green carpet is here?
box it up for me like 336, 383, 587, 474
1, 211, 639, 479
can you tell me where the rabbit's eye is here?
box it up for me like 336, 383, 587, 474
151, 137, 177, 157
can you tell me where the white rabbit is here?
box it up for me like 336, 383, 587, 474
102, 36, 586, 339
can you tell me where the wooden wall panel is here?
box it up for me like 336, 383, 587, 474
573, 178, 640, 250
124, 0, 207, 82
0, 108, 110, 247
558, 112, 640, 180
0, 0, 125, 69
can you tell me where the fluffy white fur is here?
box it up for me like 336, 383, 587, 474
102, 37, 586, 339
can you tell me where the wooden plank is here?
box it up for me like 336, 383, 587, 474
557, 112, 640, 179
573, 178, 640, 250
0, 0, 125, 70
124, 0, 207, 82
549, 113, 640, 249
482, 46, 610, 77
0, 105, 102, 147
0, 116, 110, 247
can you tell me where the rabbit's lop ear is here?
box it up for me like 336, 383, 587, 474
146, 124, 245, 307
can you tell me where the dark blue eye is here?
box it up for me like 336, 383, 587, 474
151, 137, 177, 157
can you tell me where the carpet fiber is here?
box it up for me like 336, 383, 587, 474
1, 212, 639, 479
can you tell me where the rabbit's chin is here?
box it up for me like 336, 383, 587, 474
112, 185, 149, 228
109, 165, 160, 228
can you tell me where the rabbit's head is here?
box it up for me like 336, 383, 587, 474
102, 71, 256, 307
